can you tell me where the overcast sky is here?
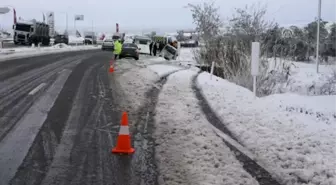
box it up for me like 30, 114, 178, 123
1, 0, 335, 33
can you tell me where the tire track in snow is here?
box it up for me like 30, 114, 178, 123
130, 69, 186, 185
191, 72, 282, 185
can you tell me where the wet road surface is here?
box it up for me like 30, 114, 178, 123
0, 51, 158, 185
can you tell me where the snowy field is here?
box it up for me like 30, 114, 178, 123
0, 44, 100, 61
197, 73, 335, 185
114, 48, 335, 184
146, 49, 336, 185
268, 58, 336, 95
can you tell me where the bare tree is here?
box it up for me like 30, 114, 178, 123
189, 2, 291, 96
187, 2, 222, 41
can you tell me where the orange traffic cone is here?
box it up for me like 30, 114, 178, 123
109, 64, 114, 73
112, 112, 135, 154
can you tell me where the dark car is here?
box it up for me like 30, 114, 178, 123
119, 43, 140, 60
54, 34, 69, 45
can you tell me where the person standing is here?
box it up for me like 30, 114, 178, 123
153, 42, 157, 56
149, 41, 153, 56
113, 39, 122, 60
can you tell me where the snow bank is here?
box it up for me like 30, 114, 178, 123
147, 64, 182, 77
68, 35, 84, 44
155, 69, 258, 185
112, 60, 159, 111
197, 72, 336, 185
0, 45, 100, 61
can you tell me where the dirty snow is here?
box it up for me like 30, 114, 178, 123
112, 58, 159, 111
154, 69, 259, 185
197, 72, 336, 185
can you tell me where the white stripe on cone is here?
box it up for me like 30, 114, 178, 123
119, 126, 129, 135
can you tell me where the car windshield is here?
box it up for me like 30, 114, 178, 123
134, 39, 150, 45
112, 35, 120, 40
15, 23, 31, 32
85, 36, 92, 39
55, 35, 67, 39
123, 43, 137, 48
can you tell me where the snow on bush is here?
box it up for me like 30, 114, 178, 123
267, 58, 336, 95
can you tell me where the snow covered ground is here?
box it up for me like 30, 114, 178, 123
0, 44, 100, 61
111, 59, 185, 121
176, 47, 197, 63
150, 68, 259, 185
150, 48, 335, 184
197, 73, 336, 185
268, 58, 336, 95
116, 48, 335, 185
115, 59, 259, 184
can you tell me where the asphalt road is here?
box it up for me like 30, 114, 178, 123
0, 51, 157, 185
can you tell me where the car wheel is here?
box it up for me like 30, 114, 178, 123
134, 57, 139, 60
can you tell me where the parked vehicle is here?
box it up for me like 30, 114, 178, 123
84, 35, 97, 45
102, 39, 114, 50
119, 43, 140, 60
13, 20, 50, 46
54, 34, 69, 45
133, 36, 151, 55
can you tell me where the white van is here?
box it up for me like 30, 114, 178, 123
133, 36, 151, 55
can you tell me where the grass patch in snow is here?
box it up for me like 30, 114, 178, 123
268, 59, 336, 95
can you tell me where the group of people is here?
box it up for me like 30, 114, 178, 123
113, 38, 179, 60
149, 41, 164, 56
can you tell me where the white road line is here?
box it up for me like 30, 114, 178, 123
0, 69, 72, 185
28, 83, 46, 96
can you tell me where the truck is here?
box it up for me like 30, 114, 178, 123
177, 30, 199, 47
13, 19, 50, 46
133, 35, 151, 55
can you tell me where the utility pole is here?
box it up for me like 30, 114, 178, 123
66, 13, 68, 34
92, 20, 94, 44
316, 0, 321, 73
